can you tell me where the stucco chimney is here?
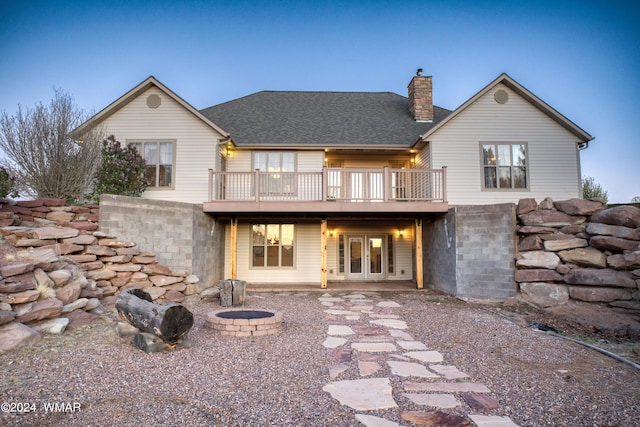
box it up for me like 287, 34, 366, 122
408, 70, 433, 122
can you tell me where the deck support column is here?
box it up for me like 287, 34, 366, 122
320, 219, 327, 288
415, 218, 423, 289
230, 218, 238, 280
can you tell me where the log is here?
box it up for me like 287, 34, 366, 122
115, 288, 193, 344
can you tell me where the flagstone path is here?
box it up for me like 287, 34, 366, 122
320, 292, 521, 427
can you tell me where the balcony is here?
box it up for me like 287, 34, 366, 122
204, 167, 448, 215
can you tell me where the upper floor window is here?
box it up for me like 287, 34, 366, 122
482, 143, 527, 190
253, 152, 296, 195
129, 141, 174, 188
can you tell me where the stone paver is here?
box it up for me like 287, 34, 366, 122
319, 292, 519, 427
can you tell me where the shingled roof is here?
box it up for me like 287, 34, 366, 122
200, 91, 452, 148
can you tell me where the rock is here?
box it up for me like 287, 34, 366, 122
146, 287, 166, 300
543, 238, 588, 251
607, 252, 640, 270
185, 274, 199, 284
165, 282, 187, 292
30, 317, 69, 334
401, 411, 472, 427
586, 223, 640, 241
149, 275, 183, 287
33, 268, 54, 288
84, 298, 101, 311
514, 269, 563, 282
116, 247, 142, 256
590, 235, 637, 253
518, 235, 543, 251
55, 279, 83, 305
516, 251, 560, 269
460, 392, 500, 410
101, 255, 132, 263
16, 298, 63, 323
63, 254, 97, 263
45, 211, 75, 222
97, 238, 136, 248
31, 226, 79, 240
0, 279, 36, 293
141, 263, 173, 275
116, 321, 140, 337
590, 205, 640, 228
68, 222, 98, 231
564, 268, 636, 288
0, 289, 40, 304
558, 247, 607, 268
200, 287, 220, 299
520, 283, 569, 307
16, 248, 59, 264
0, 262, 34, 277
519, 210, 585, 227
41, 242, 84, 255
0, 310, 16, 326
559, 224, 586, 235
61, 297, 89, 313
62, 309, 101, 328
539, 197, 555, 210
62, 235, 98, 245
48, 269, 72, 286
164, 290, 185, 302
518, 225, 557, 234
41, 198, 65, 207
568, 286, 632, 302
554, 198, 606, 216
105, 263, 142, 272
0, 322, 42, 352
132, 256, 156, 264
86, 268, 117, 281
86, 245, 117, 256
517, 198, 537, 215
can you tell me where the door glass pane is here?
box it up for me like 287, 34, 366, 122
369, 238, 382, 274
350, 240, 362, 274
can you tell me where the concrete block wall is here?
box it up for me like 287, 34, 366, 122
423, 203, 517, 301
98, 195, 224, 286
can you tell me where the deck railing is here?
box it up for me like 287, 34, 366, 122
208, 167, 447, 203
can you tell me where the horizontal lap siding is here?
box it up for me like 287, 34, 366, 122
225, 223, 321, 284
103, 87, 223, 204
228, 151, 323, 172
430, 83, 582, 205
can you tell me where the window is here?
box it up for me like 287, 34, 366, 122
129, 141, 174, 188
252, 224, 294, 267
253, 152, 295, 196
482, 143, 527, 189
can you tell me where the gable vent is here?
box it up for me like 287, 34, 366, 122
146, 94, 162, 109
494, 90, 509, 104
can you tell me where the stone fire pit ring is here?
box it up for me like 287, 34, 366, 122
205, 309, 283, 337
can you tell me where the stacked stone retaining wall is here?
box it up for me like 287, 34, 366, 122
515, 197, 640, 320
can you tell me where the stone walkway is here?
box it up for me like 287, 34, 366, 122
319, 292, 521, 427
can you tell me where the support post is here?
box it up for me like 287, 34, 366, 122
415, 218, 424, 289
230, 218, 238, 279
320, 219, 327, 288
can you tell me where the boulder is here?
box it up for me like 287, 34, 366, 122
45, 211, 75, 222
0, 289, 40, 304
146, 287, 166, 300
30, 317, 69, 334
568, 286, 632, 302
538, 197, 555, 210
56, 279, 84, 305
62, 309, 100, 329
62, 297, 89, 313
517, 198, 537, 215
519, 210, 585, 227
16, 298, 63, 323
554, 198, 606, 216
607, 252, 640, 270
558, 248, 607, 268
564, 268, 636, 288
164, 289, 185, 302
516, 251, 560, 269
0, 322, 42, 352
558, 224, 586, 235
0, 310, 16, 326
589, 235, 637, 253
520, 282, 569, 307
514, 269, 563, 283
0, 279, 36, 293
586, 223, 640, 241
86, 268, 118, 281
590, 205, 640, 228
518, 235, 543, 251
543, 238, 588, 252
48, 269, 72, 286
33, 268, 54, 288
31, 226, 79, 240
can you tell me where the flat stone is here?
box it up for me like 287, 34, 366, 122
519, 282, 569, 308
358, 360, 382, 376
323, 336, 347, 348
344, 293, 367, 299
554, 198, 605, 215
515, 251, 560, 269
568, 286, 631, 302
352, 342, 397, 352
62, 309, 100, 328
369, 313, 400, 319
590, 205, 640, 228
401, 410, 472, 426
404, 350, 444, 363
520, 210, 585, 227
331, 346, 352, 363
329, 363, 349, 380
16, 298, 63, 323
514, 268, 563, 283
370, 318, 408, 329
0, 310, 16, 325
558, 247, 607, 268
56, 279, 83, 305
324, 309, 359, 316
468, 414, 521, 427
16, 248, 58, 264
543, 238, 588, 251
389, 329, 414, 340
61, 297, 89, 313
388, 361, 439, 378
32, 226, 79, 240
0, 322, 42, 352
397, 340, 428, 350
403, 393, 461, 408
350, 305, 374, 311
328, 325, 355, 336
429, 365, 470, 379
149, 275, 183, 287
116, 321, 140, 337
354, 414, 402, 427
48, 269, 73, 286
0, 262, 34, 277
146, 287, 167, 300
321, 301, 334, 307
564, 268, 636, 287
0, 289, 39, 304
404, 381, 491, 393
460, 391, 499, 410
323, 377, 398, 410
318, 297, 344, 302
607, 252, 640, 270
30, 317, 69, 334
376, 301, 402, 308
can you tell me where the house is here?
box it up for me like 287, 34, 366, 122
73, 71, 593, 291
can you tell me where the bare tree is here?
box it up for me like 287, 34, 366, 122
0, 89, 103, 202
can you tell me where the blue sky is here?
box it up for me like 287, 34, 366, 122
1, 0, 638, 202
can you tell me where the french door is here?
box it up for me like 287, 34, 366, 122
347, 235, 385, 280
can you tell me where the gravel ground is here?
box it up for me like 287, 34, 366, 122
1, 291, 639, 427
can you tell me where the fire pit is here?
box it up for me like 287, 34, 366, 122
205, 309, 283, 337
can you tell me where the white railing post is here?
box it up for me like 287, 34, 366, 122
254, 169, 260, 201
441, 166, 447, 202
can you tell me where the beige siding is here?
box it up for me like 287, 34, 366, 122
429, 83, 582, 205
224, 222, 321, 284
102, 87, 224, 204
228, 150, 324, 172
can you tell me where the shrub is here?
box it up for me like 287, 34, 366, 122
91, 136, 147, 202
0, 166, 19, 199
